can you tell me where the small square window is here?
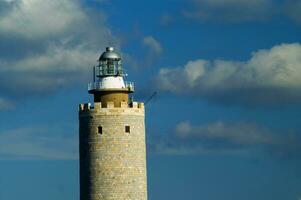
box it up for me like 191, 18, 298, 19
125, 126, 130, 133
98, 126, 102, 134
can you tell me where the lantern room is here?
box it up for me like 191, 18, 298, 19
96, 47, 124, 77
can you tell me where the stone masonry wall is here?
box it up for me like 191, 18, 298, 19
79, 101, 147, 200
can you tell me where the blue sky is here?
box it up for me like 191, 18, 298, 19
0, 0, 301, 199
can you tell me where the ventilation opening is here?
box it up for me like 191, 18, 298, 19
125, 125, 130, 133
98, 126, 102, 135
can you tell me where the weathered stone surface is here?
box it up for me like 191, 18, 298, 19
79, 102, 147, 200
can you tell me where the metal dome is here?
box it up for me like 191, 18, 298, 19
98, 47, 121, 61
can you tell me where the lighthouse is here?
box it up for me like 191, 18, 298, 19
79, 47, 147, 200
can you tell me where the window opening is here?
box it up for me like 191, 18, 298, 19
125, 126, 130, 133
98, 126, 102, 134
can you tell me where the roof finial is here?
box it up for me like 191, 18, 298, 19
106, 47, 114, 52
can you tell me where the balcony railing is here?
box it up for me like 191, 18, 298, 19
88, 81, 134, 92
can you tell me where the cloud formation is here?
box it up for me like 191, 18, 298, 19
183, 0, 274, 22
125, 35, 163, 69
0, 45, 98, 96
0, 0, 85, 39
143, 36, 163, 55
156, 43, 301, 106
284, 0, 301, 23
0, 126, 77, 160
0, 0, 115, 97
0, 97, 14, 111
160, 13, 174, 26
184, 0, 301, 23
149, 121, 301, 158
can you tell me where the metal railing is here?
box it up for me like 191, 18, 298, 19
125, 81, 134, 91
88, 81, 134, 91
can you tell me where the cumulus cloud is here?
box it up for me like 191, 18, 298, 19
0, 0, 86, 39
156, 43, 301, 106
0, 44, 98, 96
183, 0, 274, 22
0, 126, 77, 160
0, 0, 115, 97
149, 121, 301, 157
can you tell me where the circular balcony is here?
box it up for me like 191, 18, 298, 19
88, 81, 134, 93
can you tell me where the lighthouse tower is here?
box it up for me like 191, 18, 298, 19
79, 47, 147, 200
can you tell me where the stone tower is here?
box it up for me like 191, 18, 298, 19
79, 47, 147, 200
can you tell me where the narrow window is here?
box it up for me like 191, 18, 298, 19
125, 125, 130, 133
98, 126, 102, 135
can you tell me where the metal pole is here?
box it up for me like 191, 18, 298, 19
93, 66, 96, 82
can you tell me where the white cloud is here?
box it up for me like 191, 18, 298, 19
123, 36, 163, 69
0, 126, 77, 160
0, 44, 98, 95
156, 43, 301, 106
0, 0, 116, 97
0, 0, 86, 39
143, 36, 163, 55
0, 44, 101, 96
149, 120, 301, 157
175, 121, 276, 145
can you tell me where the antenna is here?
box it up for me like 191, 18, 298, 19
145, 91, 157, 105
93, 66, 96, 82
